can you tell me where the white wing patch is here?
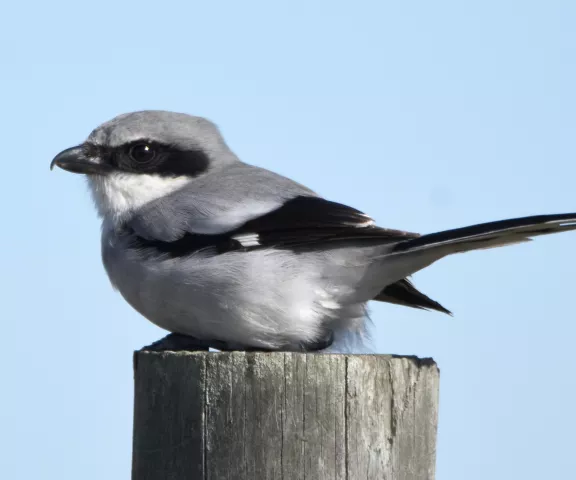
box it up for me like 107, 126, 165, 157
355, 214, 376, 227
232, 233, 260, 247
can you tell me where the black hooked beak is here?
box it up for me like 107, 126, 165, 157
50, 145, 112, 175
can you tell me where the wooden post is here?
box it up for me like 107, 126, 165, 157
132, 352, 439, 480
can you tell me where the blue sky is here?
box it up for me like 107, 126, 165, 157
2, 1, 575, 478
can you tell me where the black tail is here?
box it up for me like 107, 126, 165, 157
374, 278, 451, 315
393, 213, 576, 255
374, 213, 576, 316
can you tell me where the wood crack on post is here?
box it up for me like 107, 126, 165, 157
132, 352, 439, 480
344, 356, 349, 480
388, 358, 398, 443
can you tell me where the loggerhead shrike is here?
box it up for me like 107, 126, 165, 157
51, 111, 576, 352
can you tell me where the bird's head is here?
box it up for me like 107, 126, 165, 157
51, 110, 237, 224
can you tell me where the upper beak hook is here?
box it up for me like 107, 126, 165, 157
50, 145, 110, 175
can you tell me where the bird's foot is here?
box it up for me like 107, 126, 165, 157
299, 329, 334, 352
141, 333, 212, 352
219, 330, 335, 352
141, 330, 335, 353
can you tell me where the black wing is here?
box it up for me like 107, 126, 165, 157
232, 196, 419, 249
130, 196, 419, 256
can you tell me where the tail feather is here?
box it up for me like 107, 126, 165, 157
373, 213, 575, 317
374, 278, 452, 315
393, 213, 576, 256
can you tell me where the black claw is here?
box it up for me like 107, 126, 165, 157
207, 339, 240, 351
299, 330, 334, 351
141, 333, 211, 352
216, 346, 275, 352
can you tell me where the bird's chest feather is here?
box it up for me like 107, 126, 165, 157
99, 228, 364, 347
101, 231, 243, 336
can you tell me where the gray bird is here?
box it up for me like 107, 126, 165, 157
51, 111, 576, 352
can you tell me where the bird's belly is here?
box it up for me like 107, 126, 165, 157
102, 245, 191, 335
102, 238, 398, 349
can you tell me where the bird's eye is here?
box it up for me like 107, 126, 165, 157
129, 143, 156, 163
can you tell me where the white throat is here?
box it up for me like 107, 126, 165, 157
87, 172, 191, 226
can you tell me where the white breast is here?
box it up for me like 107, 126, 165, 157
100, 226, 378, 350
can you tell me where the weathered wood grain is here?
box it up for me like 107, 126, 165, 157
132, 352, 439, 480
